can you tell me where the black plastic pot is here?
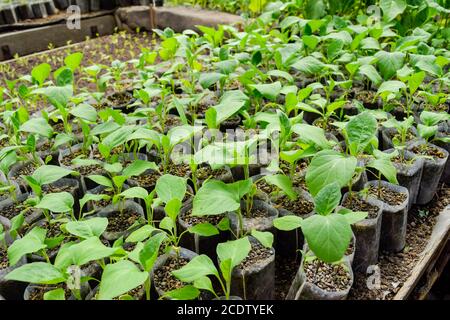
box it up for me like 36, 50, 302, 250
89, 200, 144, 241
118, 0, 133, 6
90, 0, 101, 11
0, 234, 28, 300
178, 203, 231, 262
54, 0, 70, 10
286, 256, 353, 300
230, 236, 275, 300
340, 194, 383, 273
1, 6, 18, 24
31, 2, 48, 19
151, 247, 197, 299
42, 178, 82, 216
272, 189, 314, 258
386, 149, 424, 208
36, 139, 60, 165
365, 180, 409, 253
229, 200, 278, 236
45, 1, 58, 15
0, 193, 44, 228
24, 281, 91, 300
100, 0, 117, 10
16, 4, 35, 20
0, 11, 5, 25
7, 159, 43, 193
408, 141, 449, 205
71, 0, 90, 13
380, 126, 417, 151
435, 133, 450, 183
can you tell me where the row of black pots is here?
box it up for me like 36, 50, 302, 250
0, 0, 165, 26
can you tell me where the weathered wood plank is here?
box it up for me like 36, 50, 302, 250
393, 205, 450, 300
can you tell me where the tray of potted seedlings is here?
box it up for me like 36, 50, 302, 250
0, 0, 449, 302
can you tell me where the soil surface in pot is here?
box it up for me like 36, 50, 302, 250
368, 186, 407, 206
132, 171, 160, 189
11, 162, 37, 179
411, 144, 446, 159
106, 209, 141, 233
1, 201, 34, 220
273, 195, 314, 216
0, 248, 8, 269
348, 184, 449, 299
181, 208, 224, 227
153, 257, 189, 293
237, 241, 274, 270
42, 184, 76, 194
342, 196, 379, 219
196, 166, 228, 181
106, 91, 133, 106
162, 162, 191, 178
304, 259, 352, 292
92, 189, 114, 208
61, 151, 103, 176
256, 179, 277, 195
28, 285, 72, 300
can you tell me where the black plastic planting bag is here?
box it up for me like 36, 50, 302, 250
435, 132, 449, 183
72, 0, 90, 13
229, 200, 278, 235
340, 194, 383, 273
150, 248, 197, 299
16, 3, 35, 20
178, 203, 231, 262
286, 257, 353, 300
408, 141, 449, 205
90, 200, 144, 241
54, 0, 70, 10
45, 1, 58, 15
8, 159, 44, 193
365, 181, 409, 253
24, 280, 91, 300
0, 233, 28, 300
0, 193, 44, 227
385, 149, 424, 208
31, 2, 48, 18
230, 237, 275, 300
272, 189, 314, 258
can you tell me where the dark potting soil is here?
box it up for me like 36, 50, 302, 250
106, 209, 141, 233
368, 186, 407, 206
304, 259, 352, 292
11, 162, 36, 179
0, 247, 8, 269
113, 284, 144, 300
273, 195, 314, 216
256, 179, 277, 195
237, 241, 274, 270
92, 189, 113, 208
153, 257, 189, 293
28, 285, 72, 300
0, 202, 33, 220
107, 91, 133, 106
181, 208, 225, 227
133, 171, 160, 189
342, 195, 379, 219
37, 140, 53, 152
196, 166, 228, 181
411, 144, 446, 159
164, 162, 191, 178
42, 184, 76, 194
348, 184, 449, 300
274, 255, 300, 300
61, 150, 103, 176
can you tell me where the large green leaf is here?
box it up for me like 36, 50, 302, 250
250, 82, 282, 101
273, 215, 303, 231
20, 118, 53, 138
264, 174, 297, 200
367, 158, 398, 184
65, 218, 108, 239
217, 237, 251, 269
291, 123, 331, 149
212, 90, 249, 123
8, 227, 47, 266
291, 56, 326, 75
306, 150, 357, 196
302, 214, 352, 263
5, 262, 65, 285
172, 254, 219, 282
314, 182, 341, 216
35, 192, 74, 213
33, 85, 73, 109
374, 51, 406, 80
69, 237, 117, 266
380, 0, 407, 22
98, 260, 148, 300
31, 165, 76, 186
70, 104, 97, 122
31, 63, 51, 86
155, 174, 187, 203
192, 180, 252, 216
345, 112, 378, 155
